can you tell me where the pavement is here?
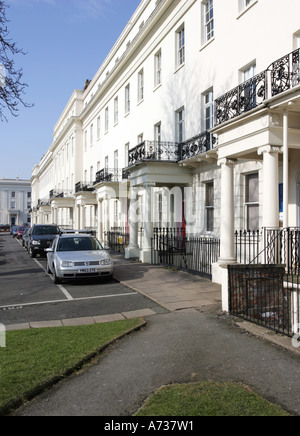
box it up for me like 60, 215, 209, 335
8, 254, 300, 416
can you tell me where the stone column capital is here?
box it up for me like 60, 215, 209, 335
257, 145, 282, 156
217, 158, 236, 167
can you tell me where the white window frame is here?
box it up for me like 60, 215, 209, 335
154, 50, 162, 87
97, 116, 101, 140
203, 89, 214, 131
125, 143, 129, 168
154, 122, 162, 143
176, 108, 185, 143
125, 84, 130, 114
241, 62, 257, 110
138, 69, 144, 102
114, 150, 119, 172
244, 172, 259, 231
90, 124, 93, 147
114, 97, 119, 125
176, 25, 185, 68
84, 131, 87, 152
105, 107, 109, 133
205, 181, 214, 233
204, 0, 214, 43
137, 133, 144, 145
238, 0, 258, 17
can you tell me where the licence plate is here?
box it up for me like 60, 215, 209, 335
79, 268, 97, 273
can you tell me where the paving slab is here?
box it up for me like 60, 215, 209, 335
93, 314, 125, 324
112, 255, 222, 312
62, 317, 95, 327
30, 320, 63, 329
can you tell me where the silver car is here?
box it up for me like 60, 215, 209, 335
46, 234, 113, 284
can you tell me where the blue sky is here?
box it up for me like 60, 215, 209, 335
0, 0, 141, 180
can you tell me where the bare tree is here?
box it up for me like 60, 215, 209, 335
0, 0, 32, 121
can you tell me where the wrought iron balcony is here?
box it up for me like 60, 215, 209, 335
50, 190, 75, 199
94, 168, 129, 185
178, 132, 217, 161
128, 141, 178, 167
75, 182, 95, 193
215, 49, 300, 126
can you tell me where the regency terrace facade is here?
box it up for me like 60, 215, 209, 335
31, 0, 300, 305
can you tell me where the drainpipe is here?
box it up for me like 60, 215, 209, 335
283, 109, 289, 229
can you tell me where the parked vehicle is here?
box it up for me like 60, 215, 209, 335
28, 224, 60, 258
11, 226, 19, 237
22, 228, 31, 249
0, 225, 10, 232
46, 233, 113, 284
15, 226, 27, 239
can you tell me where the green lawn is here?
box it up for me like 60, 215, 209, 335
0, 320, 291, 417
0, 318, 144, 415
135, 381, 290, 417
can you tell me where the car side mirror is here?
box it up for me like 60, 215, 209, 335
45, 248, 53, 253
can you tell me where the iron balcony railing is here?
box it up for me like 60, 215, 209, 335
179, 132, 217, 160
215, 49, 300, 126
94, 168, 129, 185
127, 134, 218, 168
49, 190, 75, 199
128, 141, 178, 167
75, 182, 95, 193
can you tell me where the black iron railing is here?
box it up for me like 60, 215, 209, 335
151, 227, 220, 279
105, 227, 129, 253
75, 182, 94, 193
179, 132, 218, 160
235, 230, 262, 265
94, 168, 128, 185
228, 264, 296, 337
49, 190, 75, 199
263, 227, 300, 275
127, 134, 218, 168
229, 228, 300, 338
128, 141, 178, 167
215, 49, 300, 126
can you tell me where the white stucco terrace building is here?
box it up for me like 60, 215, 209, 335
31, 0, 300, 310
0, 178, 31, 226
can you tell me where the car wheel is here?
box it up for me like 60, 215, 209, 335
53, 268, 61, 284
46, 260, 52, 274
29, 247, 36, 258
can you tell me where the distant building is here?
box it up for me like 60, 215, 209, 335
0, 178, 31, 226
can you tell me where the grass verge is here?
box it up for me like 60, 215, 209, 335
0, 318, 145, 415
135, 381, 290, 417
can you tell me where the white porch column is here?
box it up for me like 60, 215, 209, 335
80, 205, 86, 229
218, 158, 236, 264
140, 183, 155, 263
125, 187, 139, 259
75, 205, 80, 229
258, 145, 281, 229
52, 207, 58, 225
97, 200, 102, 241
104, 195, 110, 236
283, 110, 289, 228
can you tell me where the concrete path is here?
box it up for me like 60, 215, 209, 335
112, 255, 222, 312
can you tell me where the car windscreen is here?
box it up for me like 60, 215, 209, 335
57, 237, 103, 252
33, 226, 60, 235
